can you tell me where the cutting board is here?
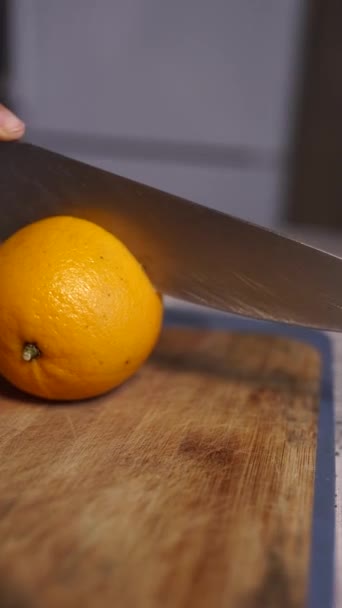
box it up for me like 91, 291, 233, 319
0, 322, 328, 608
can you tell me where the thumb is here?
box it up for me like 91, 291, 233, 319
0, 104, 25, 140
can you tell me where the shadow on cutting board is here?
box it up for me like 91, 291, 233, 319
152, 327, 320, 398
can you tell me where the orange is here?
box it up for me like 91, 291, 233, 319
0, 215, 163, 401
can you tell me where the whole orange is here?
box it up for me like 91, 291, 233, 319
0, 216, 163, 401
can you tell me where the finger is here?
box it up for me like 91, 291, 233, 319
0, 104, 25, 140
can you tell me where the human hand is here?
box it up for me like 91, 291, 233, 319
0, 104, 25, 140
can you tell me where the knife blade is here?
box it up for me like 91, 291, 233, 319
0, 141, 341, 331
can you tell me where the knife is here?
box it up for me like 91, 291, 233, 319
0, 141, 341, 332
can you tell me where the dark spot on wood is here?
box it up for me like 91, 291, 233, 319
249, 387, 279, 404
0, 498, 15, 519
0, 573, 33, 608
250, 387, 267, 403
100, 255, 104, 259
241, 546, 294, 608
98, 558, 114, 575
179, 432, 235, 468
125, 360, 130, 365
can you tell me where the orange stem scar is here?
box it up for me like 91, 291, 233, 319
22, 343, 41, 362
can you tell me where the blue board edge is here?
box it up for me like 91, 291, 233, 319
164, 308, 335, 608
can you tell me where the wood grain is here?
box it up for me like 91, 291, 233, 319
0, 328, 321, 608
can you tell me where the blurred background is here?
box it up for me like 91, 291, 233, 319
1, 0, 341, 241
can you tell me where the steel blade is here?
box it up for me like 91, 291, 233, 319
1, 141, 342, 331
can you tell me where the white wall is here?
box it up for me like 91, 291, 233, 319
8, 0, 306, 227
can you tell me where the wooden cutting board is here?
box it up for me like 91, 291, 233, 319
0, 326, 322, 608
